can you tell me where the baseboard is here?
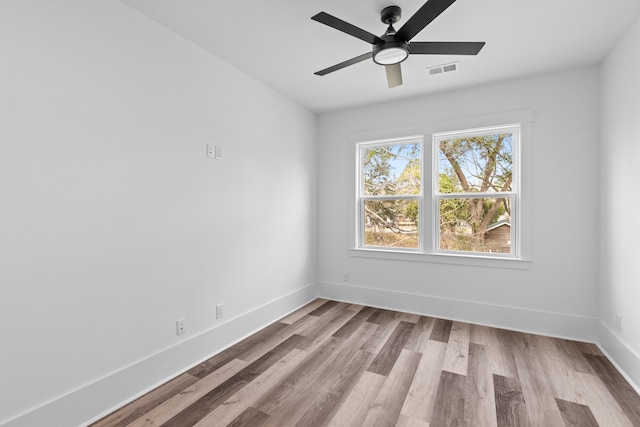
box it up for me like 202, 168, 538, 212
596, 321, 640, 394
7, 281, 635, 427
0, 283, 317, 427
317, 281, 597, 342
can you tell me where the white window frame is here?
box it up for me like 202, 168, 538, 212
357, 136, 424, 252
349, 110, 532, 270
433, 125, 520, 258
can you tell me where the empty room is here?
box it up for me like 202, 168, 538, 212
2, 0, 640, 426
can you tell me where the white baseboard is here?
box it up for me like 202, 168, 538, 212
0, 283, 317, 427
596, 321, 640, 394
7, 281, 637, 427
317, 281, 597, 342
317, 281, 640, 394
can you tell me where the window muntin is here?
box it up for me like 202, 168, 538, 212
359, 140, 422, 250
356, 125, 520, 259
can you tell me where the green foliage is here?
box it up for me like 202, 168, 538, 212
437, 133, 513, 252
438, 173, 468, 231
405, 200, 418, 223
438, 172, 457, 194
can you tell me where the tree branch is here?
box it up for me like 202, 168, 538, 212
441, 146, 470, 192
479, 135, 504, 192
479, 175, 513, 232
364, 206, 402, 234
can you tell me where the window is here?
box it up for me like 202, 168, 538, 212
355, 124, 521, 260
359, 138, 422, 249
435, 125, 518, 256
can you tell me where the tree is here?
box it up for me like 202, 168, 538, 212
438, 133, 512, 250
362, 143, 420, 247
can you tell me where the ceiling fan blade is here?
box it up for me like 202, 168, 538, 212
312, 12, 384, 45
314, 52, 373, 76
385, 63, 403, 88
396, 0, 457, 42
409, 41, 485, 55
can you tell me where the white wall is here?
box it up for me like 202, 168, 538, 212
599, 15, 640, 387
317, 67, 601, 340
2, 1, 636, 424
0, 1, 316, 425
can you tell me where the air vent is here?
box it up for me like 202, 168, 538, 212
427, 62, 458, 76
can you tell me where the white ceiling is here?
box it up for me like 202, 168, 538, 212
120, 0, 640, 113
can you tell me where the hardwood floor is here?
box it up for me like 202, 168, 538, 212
91, 299, 640, 427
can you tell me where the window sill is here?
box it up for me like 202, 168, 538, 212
349, 248, 532, 270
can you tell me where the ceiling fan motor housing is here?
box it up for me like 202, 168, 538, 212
380, 5, 401, 24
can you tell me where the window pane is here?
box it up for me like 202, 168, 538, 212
364, 199, 419, 248
439, 197, 512, 254
363, 143, 420, 196
438, 133, 512, 194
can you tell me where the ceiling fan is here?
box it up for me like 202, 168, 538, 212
311, 0, 485, 88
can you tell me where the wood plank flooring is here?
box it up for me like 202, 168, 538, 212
91, 299, 640, 427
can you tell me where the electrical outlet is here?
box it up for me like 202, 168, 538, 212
343, 272, 349, 282
176, 318, 186, 335
615, 314, 622, 332
216, 304, 224, 319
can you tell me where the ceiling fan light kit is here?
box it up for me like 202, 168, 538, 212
373, 42, 409, 65
312, 0, 485, 89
